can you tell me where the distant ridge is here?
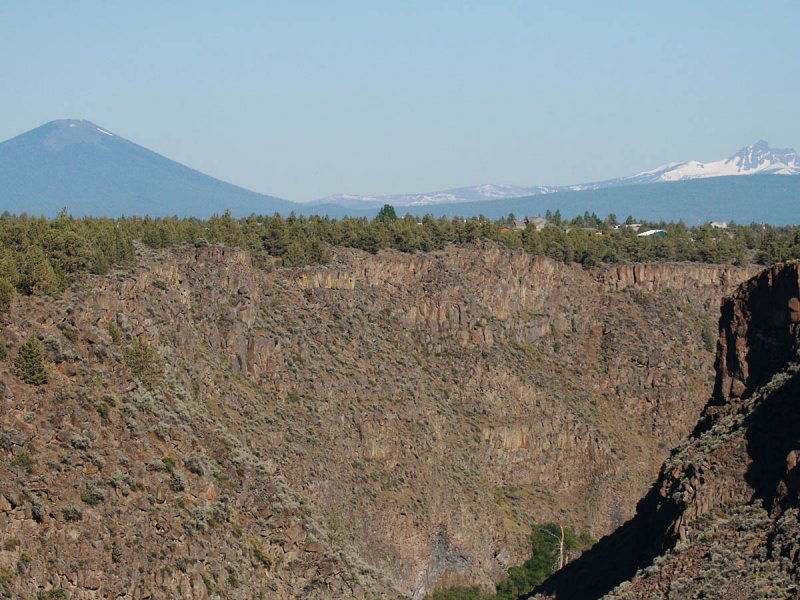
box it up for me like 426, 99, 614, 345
313, 183, 562, 209
310, 141, 800, 209
390, 175, 800, 225
0, 119, 297, 218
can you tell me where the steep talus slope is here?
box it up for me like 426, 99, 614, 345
0, 280, 389, 596
0, 242, 752, 598
529, 262, 800, 600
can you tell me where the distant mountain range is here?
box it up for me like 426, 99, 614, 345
0, 120, 797, 223
311, 140, 800, 208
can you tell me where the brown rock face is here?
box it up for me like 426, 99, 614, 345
530, 261, 800, 600
714, 262, 800, 401
0, 242, 754, 598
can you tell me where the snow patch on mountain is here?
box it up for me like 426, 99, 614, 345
632, 141, 800, 182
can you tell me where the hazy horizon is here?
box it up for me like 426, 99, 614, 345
2, 1, 799, 201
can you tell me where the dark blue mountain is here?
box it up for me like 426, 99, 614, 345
0, 119, 299, 218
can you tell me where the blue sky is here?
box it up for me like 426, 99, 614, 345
1, 1, 799, 201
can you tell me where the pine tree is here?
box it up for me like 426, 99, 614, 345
14, 336, 48, 385
375, 204, 398, 222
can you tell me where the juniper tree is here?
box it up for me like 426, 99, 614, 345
0, 277, 13, 312
123, 337, 163, 390
14, 336, 48, 385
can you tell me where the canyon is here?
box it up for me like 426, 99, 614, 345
0, 241, 756, 598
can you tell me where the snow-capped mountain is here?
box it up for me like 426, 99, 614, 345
616, 140, 800, 184
313, 141, 799, 208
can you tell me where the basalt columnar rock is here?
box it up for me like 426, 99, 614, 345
0, 241, 754, 598
529, 261, 800, 600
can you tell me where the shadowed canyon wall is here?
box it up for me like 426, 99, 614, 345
530, 262, 800, 600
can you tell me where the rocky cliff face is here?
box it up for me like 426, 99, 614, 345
0, 242, 754, 598
530, 262, 800, 600
714, 263, 800, 402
